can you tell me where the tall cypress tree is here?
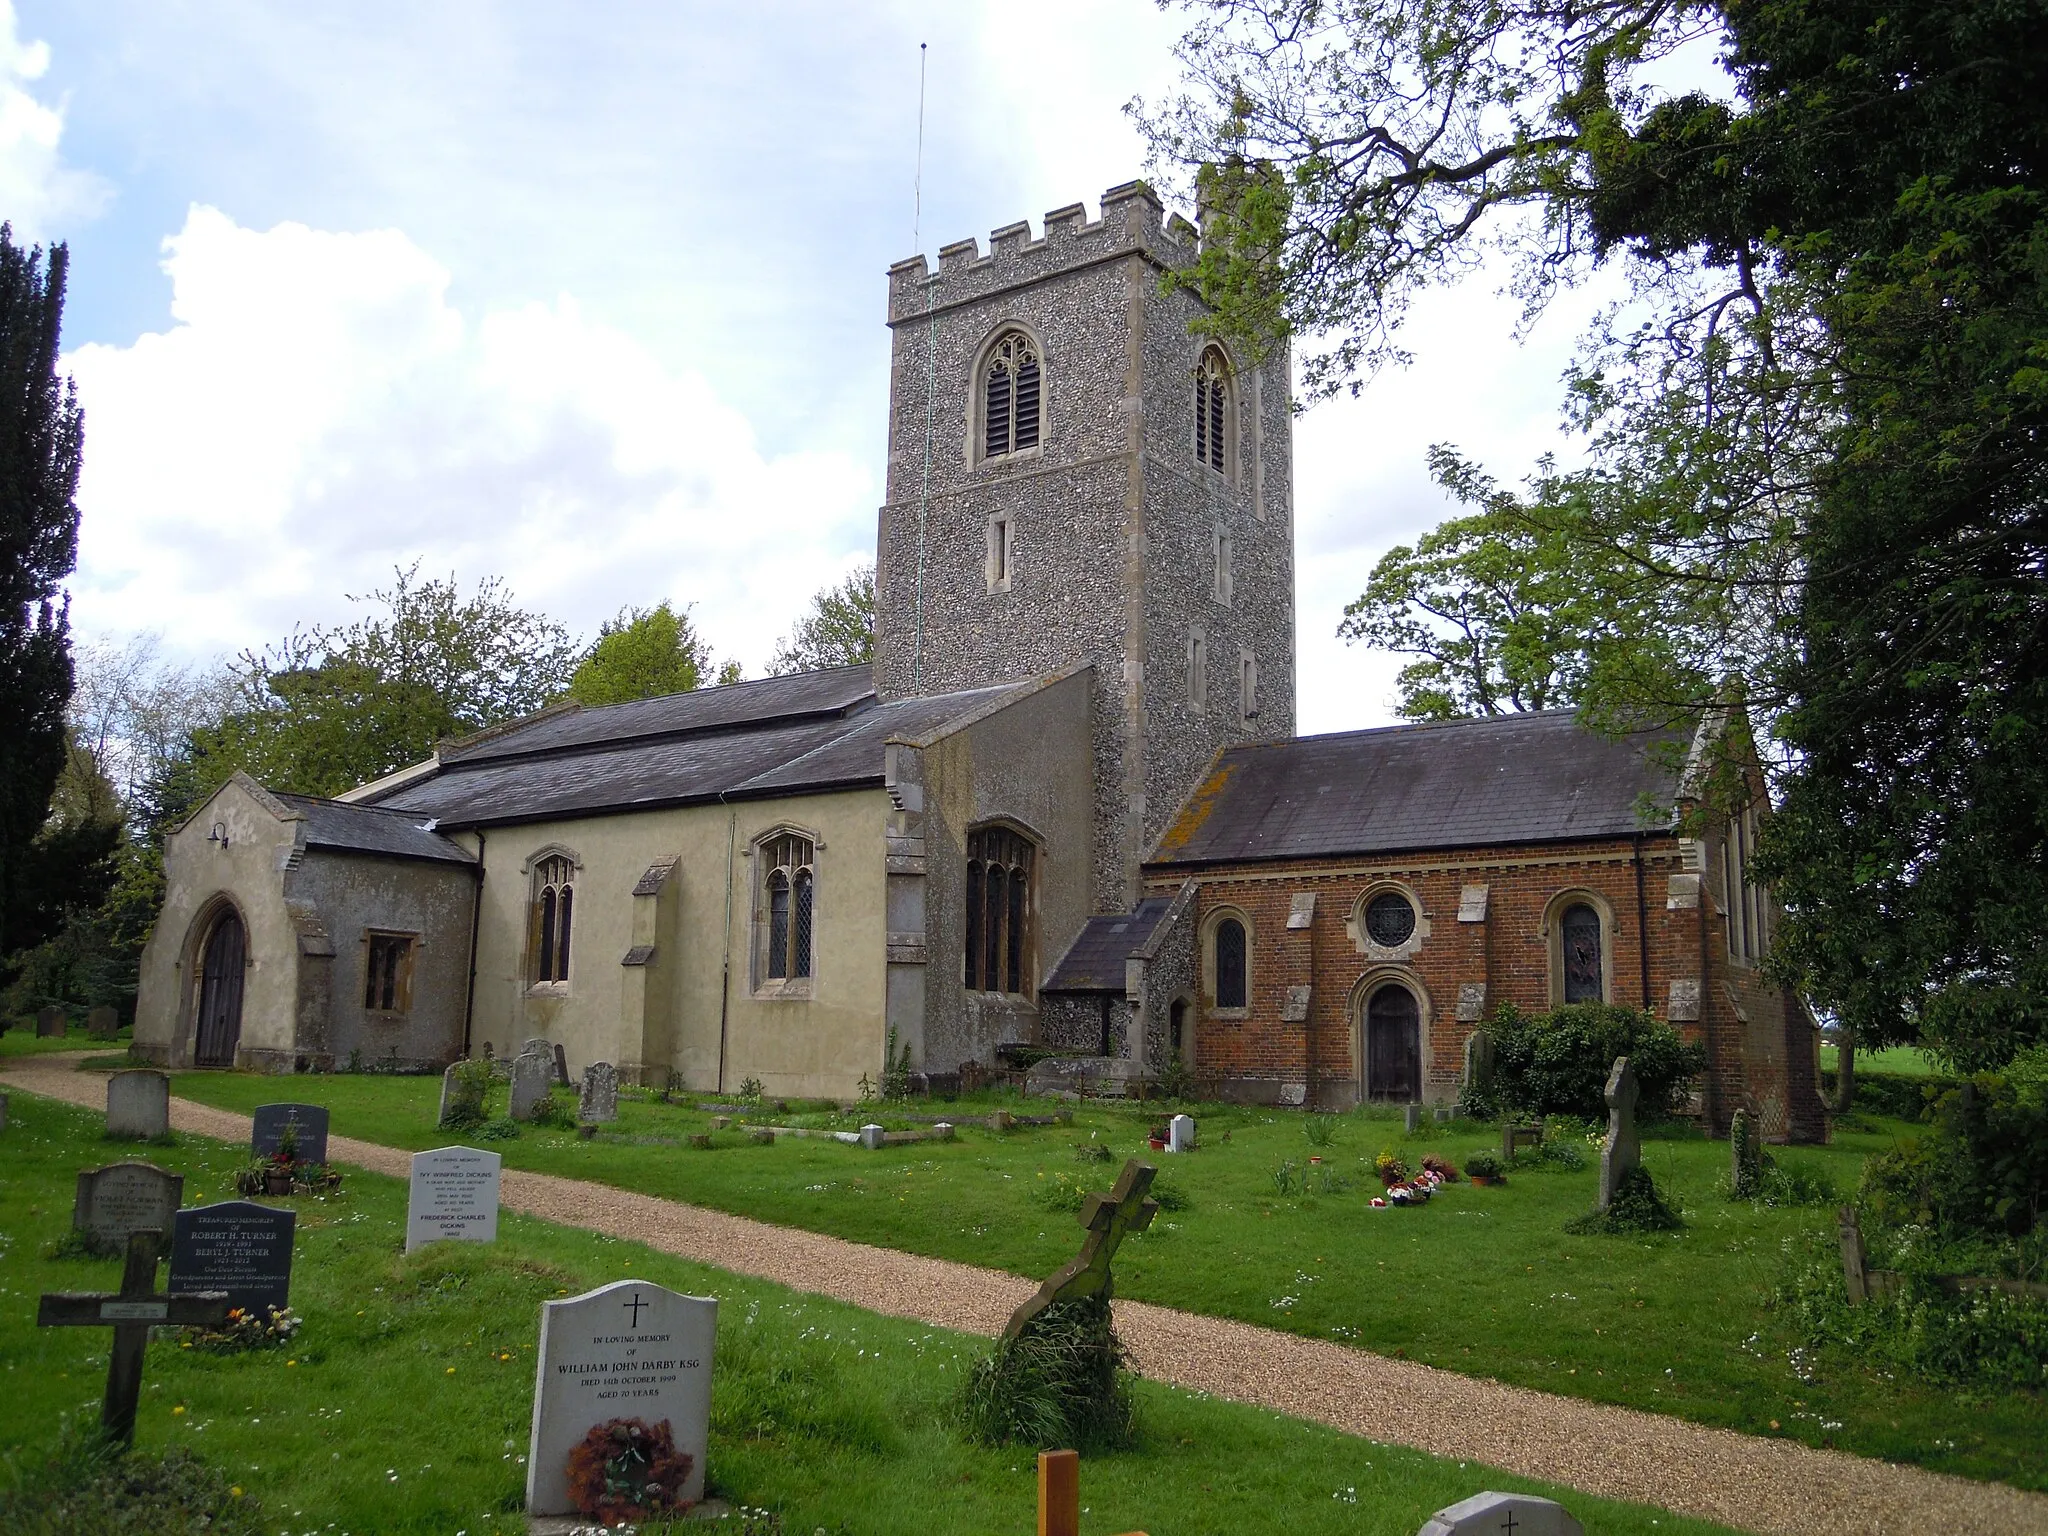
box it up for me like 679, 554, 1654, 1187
0, 226, 85, 961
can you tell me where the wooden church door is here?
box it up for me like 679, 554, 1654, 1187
1364, 985, 1420, 1102
194, 911, 246, 1067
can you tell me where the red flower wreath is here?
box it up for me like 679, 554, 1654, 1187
564, 1417, 696, 1525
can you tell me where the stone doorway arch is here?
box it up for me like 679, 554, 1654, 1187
193, 907, 247, 1068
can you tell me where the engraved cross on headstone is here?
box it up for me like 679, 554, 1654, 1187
1002, 1158, 1158, 1342
37, 1229, 230, 1445
623, 1290, 650, 1327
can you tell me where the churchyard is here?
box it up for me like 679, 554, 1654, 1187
0, 1089, 1740, 1535
150, 1064, 2048, 1489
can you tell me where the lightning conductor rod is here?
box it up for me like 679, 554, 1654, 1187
912, 40, 935, 694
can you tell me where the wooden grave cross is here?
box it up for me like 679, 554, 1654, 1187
37, 1229, 230, 1445
1003, 1158, 1158, 1343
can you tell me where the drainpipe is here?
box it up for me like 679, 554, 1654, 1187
1632, 832, 1651, 1013
461, 830, 486, 1058
716, 793, 737, 1094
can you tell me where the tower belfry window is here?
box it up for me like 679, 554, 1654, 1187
983, 332, 1042, 459
1195, 349, 1230, 474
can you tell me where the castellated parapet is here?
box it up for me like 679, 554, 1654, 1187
876, 178, 1297, 982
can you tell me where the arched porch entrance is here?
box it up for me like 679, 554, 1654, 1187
193, 908, 247, 1068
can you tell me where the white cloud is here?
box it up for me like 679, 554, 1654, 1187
0, 0, 109, 240
65, 206, 875, 669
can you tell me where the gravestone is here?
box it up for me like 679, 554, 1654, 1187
858, 1123, 885, 1150
1404, 1102, 1422, 1134
405, 1146, 503, 1253
169, 1201, 295, 1314
1003, 1159, 1157, 1343
37, 1004, 65, 1038
105, 1070, 170, 1140
1729, 1106, 1763, 1198
252, 1103, 330, 1165
1598, 1056, 1641, 1213
1419, 1491, 1583, 1536
554, 1043, 571, 1087
580, 1062, 619, 1124
510, 1048, 554, 1120
86, 1005, 119, 1040
1463, 1029, 1494, 1091
526, 1280, 717, 1514
1167, 1113, 1195, 1153
74, 1161, 183, 1258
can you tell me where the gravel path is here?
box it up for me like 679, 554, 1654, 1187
10, 1056, 2044, 1536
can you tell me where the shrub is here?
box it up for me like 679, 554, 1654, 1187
955, 1295, 1133, 1450
1564, 1166, 1683, 1234
1485, 1002, 1706, 1121
1302, 1115, 1338, 1149
526, 1089, 580, 1131
1859, 1048, 2048, 1241
476, 1117, 521, 1141
1153, 1051, 1197, 1102
0, 1428, 269, 1536
1517, 1139, 1586, 1172
1820, 1068, 1955, 1122
1463, 1150, 1505, 1180
439, 1057, 497, 1130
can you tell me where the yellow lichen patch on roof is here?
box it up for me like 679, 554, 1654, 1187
1154, 759, 1235, 855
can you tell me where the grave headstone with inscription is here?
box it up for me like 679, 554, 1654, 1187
37, 1004, 66, 1037
1167, 1114, 1195, 1153
169, 1201, 295, 1314
86, 1005, 119, 1040
580, 1062, 618, 1123
105, 1070, 170, 1140
554, 1042, 571, 1087
74, 1161, 183, 1257
251, 1103, 330, 1165
526, 1280, 717, 1514
1418, 1491, 1583, 1536
510, 1047, 554, 1120
1598, 1056, 1641, 1212
405, 1146, 502, 1253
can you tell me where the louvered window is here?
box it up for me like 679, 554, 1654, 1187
531, 854, 575, 986
760, 832, 816, 985
983, 332, 1041, 458
964, 825, 1035, 995
1194, 349, 1230, 473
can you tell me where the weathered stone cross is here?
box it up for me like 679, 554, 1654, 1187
1002, 1158, 1158, 1343
37, 1229, 230, 1445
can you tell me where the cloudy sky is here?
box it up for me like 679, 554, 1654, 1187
10, 0, 1610, 734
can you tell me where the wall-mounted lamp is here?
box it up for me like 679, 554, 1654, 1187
207, 822, 230, 849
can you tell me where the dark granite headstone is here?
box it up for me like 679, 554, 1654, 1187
251, 1104, 330, 1165
553, 1042, 570, 1087
169, 1201, 295, 1314
36, 1005, 65, 1038
86, 1005, 119, 1040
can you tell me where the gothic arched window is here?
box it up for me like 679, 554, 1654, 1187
1213, 916, 1248, 1011
760, 832, 815, 985
964, 825, 1035, 994
983, 331, 1042, 459
1561, 902, 1604, 1003
531, 853, 576, 987
1194, 348, 1231, 474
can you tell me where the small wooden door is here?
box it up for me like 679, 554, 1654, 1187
194, 911, 246, 1067
1365, 986, 1420, 1102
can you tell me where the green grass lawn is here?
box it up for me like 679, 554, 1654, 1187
0, 1092, 1738, 1536
1818, 1044, 1941, 1076
146, 1068, 2048, 1490
0, 1023, 127, 1058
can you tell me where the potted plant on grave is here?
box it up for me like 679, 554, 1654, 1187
1465, 1150, 1506, 1186
1373, 1149, 1412, 1187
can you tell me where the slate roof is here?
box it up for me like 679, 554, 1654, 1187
271, 794, 477, 866
363, 670, 1033, 829
1148, 710, 1682, 868
1042, 896, 1176, 993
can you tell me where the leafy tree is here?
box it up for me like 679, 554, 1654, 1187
196, 567, 578, 798
567, 601, 737, 706
768, 563, 875, 675
0, 226, 88, 965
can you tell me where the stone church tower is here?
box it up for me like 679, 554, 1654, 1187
877, 181, 1295, 912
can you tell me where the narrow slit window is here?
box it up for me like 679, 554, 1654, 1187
1194, 349, 1230, 473
1239, 650, 1259, 724
1188, 630, 1207, 715
983, 332, 1042, 459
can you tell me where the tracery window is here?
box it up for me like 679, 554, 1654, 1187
760, 832, 815, 984
531, 854, 575, 987
1364, 891, 1416, 949
964, 825, 1035, 995
983, 331, 1042, 459
1213, 916, 1247, 1010
1561, 902, 1604, 1003
1194, 348, 1230, 473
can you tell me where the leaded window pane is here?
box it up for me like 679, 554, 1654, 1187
792, 869, 814, 979
768, 872, 790, 980
538, 888, 557, 983
1215, 918, 1247, 1009
984, 865, 1005, 991
555, 887, 572, 980
1562, 903, 1603, 1003
1364, 892, 1416, 948
964, 859, 983, 990
1007, 868, 1027, 994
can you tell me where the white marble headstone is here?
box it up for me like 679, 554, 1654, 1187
405, 1146, 502, 1253
1418, 1492, 1584, 1536
526, 1280, 717, 1515
106, 1070, 170, 1140
1168, 1114, 1196, 1153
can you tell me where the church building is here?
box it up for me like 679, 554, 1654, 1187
131, 180, 1824, 1142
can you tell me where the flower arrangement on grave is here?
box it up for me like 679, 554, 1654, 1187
1421, 1154, 1461, 1182
234, 1118, 342, 1196
564, 1417, 695, 1523
182, 1304, 301, 1355
1373, 1149, 1412, 1186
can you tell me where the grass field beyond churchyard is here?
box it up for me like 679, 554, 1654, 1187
0, 1093, 1741, 1536
149, 1066, 2048, 1490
